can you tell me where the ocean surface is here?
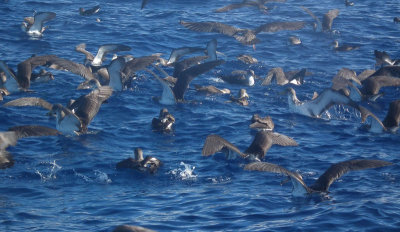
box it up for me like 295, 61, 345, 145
0, 0, 399, 231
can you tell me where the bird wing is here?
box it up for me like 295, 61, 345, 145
0, 61, 19, 92
173, 56, 208, 77
47, 56, 95, 80
3, 97, 53, 110
16, 55, 58, 89
29, 12, 56, 33
322, 9, 339, 31
92, 44, 131, 66
180, 20, 240, 36
202, 134, 247, 158
173, 60, 225, 100
122, 55, 160, 78
254, 21, 305, 34
146, 68, 176, 105
244, 161, 311, 194
8, 125, 60, 138
167, 47, 204, 64
300, 6, 322, 31
310, 159, 393, 192
75, 43, 94, 62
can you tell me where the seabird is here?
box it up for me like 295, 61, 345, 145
0, 125, 60, 169
370, 65, 400, 78
151, 108, 175, 133
146, 59, 225, 105
79, 5, 100, 16
21, 11, 56, 37
113, 224, 156, 232
253, 21, 306, 34
262, 67, 307, 85
394, 17, 400, 23
244, 159, 393, 196
230, 88, 250, 106
4, 86, 113, 134
332, 40, 360, 51
237, 54, 258, 64
283, 87, 386, 129
301, 6, 339, 31
194, 84, 230, 95
116, 148, 162, 174
220, 70, 256, 86
250, 114, 274, 130
202, 130, 298, 161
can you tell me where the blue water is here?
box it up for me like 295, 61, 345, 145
0, 0, 399, 231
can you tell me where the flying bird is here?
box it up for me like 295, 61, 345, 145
245, 159, 393, 196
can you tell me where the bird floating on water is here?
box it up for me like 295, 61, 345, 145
151, 108, 175, 133
116, 148, 162, 174
79, 5, 100, 16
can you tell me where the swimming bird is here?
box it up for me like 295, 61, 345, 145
4, 86, 113, 134
0, 125, 60, 168
21, 11, 56, 37
244, 159, 392, 196
79, 5, 100, 16
151, 108, 175, 133
262, 67, 307, 85
301, 7, 339, 31
214, 0, 269, 14
146, 59, 225, 104
230, 88, 250, 106
220, 70, 256, 86
250, 114, 274, 131
194, 84, 231, 95
394, 17, 400, 23
237, 54, 258, 64
283, 87, 385, 128
113, 224, 156, 232
202, 130, 297, 161
116, 148, 162, 174
332, 40, 360, 51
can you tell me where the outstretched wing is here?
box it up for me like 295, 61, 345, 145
173, 60, 225, 100
202, 134, 247, 158
322, 9, 339, 31
310, 159, 393, 192
29, 12, 56, 34
92, 44, 131, 66
3, 97, 53, 110
180, 20, 240, 37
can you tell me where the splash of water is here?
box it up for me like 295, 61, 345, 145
35, 160, 62, 182
168, 162, 197, 180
